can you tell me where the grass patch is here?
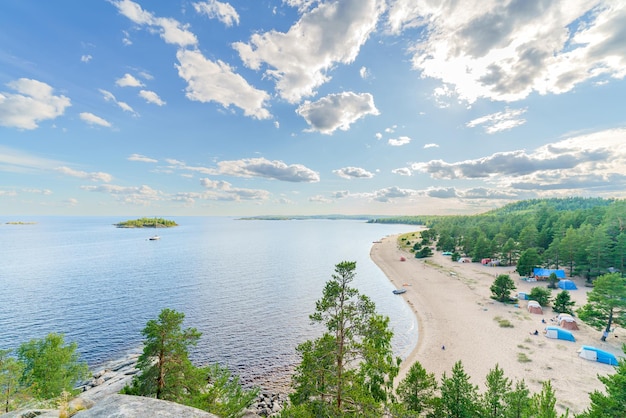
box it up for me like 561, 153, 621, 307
517, 353, 532, 363
517, 344, 530, 350
494, 316, 514, 328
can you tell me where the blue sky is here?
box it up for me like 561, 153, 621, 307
1, 0, 625, 217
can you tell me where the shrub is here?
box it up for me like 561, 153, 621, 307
529, 287, 552, 307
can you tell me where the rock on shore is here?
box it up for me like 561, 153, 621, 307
0, 351, 291, 418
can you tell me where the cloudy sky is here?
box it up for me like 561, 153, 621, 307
1, 0, 625, 216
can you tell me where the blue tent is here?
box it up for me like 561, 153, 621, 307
544, 326, 575, 341
578, 346, 619, 365
533, 268, 566, 279
558, 279, 577, 290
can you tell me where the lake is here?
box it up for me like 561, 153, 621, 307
0, 217, 418, 388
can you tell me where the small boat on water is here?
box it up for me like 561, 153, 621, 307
149, 235, 160, 241
392, 288, 407, 295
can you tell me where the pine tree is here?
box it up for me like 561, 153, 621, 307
396, 361, 437, 415
481, 364, 511, 418
439, 361, 480, 417
129, 308, 201, 402
289, 261, 398, 417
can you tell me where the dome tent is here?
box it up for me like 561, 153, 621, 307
544, 326, 575, 341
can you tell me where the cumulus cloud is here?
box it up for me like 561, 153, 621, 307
467, 107, 527, 134
200, 178, 270, 201
175, 49, 271, 119
359, 66, 370, 79
99, 89, 136, 114
81, 183, 161, 205
392, 167, 412, 176
81, 54, 92, 63
139, 90, 166, 106
0, 78, 71, 130
112, 0, 197, 47
388, 135, 411, 146
370, 186, 416, 202
55, 166, 113, 182
193, 0, 240, 27
413, 127, 626, 194
332, 190, 350, 199
79, 112, 112, 127
389, 1, 626, 103
128, 154, 158, 163
423, 143, 439, 149
333, 166, 374, 179
115, 73, 144, 88
425, 187, 458, 199
309, 194, 332, 203
233, 0, 384, 103
296, 91, 379, 134
216, 157, 320, 182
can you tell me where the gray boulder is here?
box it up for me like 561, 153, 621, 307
72, 394, 220, 417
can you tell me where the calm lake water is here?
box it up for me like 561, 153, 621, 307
0, 217, 418, 388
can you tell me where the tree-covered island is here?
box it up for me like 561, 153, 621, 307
114, 217, 178, 228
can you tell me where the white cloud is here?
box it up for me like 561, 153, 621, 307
332, 190, 350, 199
115, 73, 144, 88
199, 178, 270, 201
99, 89, 136, 114
296, 91, 379, 134
370, 186, 416, 203
467, 107, 527, 134
412, 127, 626, 194
0, 78, 71, 130
392, 167, 412, 176
392, 1, 626, 103
81, 54, 92, 63
139, 90, 166, 106
81, 183, 161, 205
194, 1, 240, 27
216, 157, 320, 182
333, 166, 374, 179
425, 187, 458, 199
22, 188, 53, 195
128, 154, 158, 163
112, 0, 197, 47
233, 0, 384, 103
388, 135, 411, 146
309, 194, 332, 203
163, 157, 320, 183
175, 49, 271, 120
55, 166, 113, 182
79, 112, 112, 127
0, 146, 64, 173
359, 66, 370, 79
423, 143, 439, 149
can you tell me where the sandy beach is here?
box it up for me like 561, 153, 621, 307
371, 233, 624, 415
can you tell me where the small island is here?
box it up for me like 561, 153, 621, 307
114, 217, 178, 228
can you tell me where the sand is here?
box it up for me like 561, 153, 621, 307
370, 233, 624, 415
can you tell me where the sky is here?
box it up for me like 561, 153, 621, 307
1, 0, 625, 217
